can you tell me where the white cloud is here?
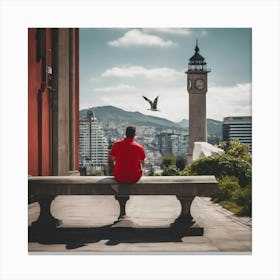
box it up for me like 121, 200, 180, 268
101, 65, 184, 81
95, 83, 137, 92
208, 83, 252, 120
81, 81, 251, 123
108, 29, 176, 48
97, 86, 188, 122
143, 28, 192, 36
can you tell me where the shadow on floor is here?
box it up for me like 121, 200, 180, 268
28, 223, 203, 250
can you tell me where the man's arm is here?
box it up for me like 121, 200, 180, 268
110, 155, 116, 165
140, 159, 145, 171
110, 143, 116, 165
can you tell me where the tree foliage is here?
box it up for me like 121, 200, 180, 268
218, 139, 251, 162
161, 154, 176, 169
161, 154, 187, 171
183, 154, 251, 187
162, 165, 180, 176
147, 165, 155, 176
175, 156, 187, 171
212, 176, 252, 216
183, 140, 252, 216
234, 186, 252, 216
213, 176, 240, 202
183, 140, 252, 187
159, 141, 252, 216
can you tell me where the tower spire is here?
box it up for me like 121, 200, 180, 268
195, 39, 199, 53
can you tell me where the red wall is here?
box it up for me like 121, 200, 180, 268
28, 28, 80, 175
28, 28, 52, 176
28, 28, 39, 175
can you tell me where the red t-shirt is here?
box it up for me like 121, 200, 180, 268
110, 137, 146, 183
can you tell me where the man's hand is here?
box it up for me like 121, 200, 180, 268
140, 160, 145, 171
110, 155, 116, 165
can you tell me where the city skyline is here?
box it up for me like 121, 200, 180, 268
80, 28, 252, 122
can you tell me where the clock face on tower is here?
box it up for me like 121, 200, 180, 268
195, 78, 205, 90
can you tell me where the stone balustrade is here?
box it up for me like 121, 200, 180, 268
29, 176, 218, 232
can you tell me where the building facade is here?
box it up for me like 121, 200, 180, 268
28, 28, 80, 176
223, 116, 252, 152
79, 112, 109, 174
157, 131, 188, 157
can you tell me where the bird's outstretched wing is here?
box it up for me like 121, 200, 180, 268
143, 96, 153, 107
152, 96, 159, 109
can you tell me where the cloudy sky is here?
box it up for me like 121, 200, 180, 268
80, 28, 251, 122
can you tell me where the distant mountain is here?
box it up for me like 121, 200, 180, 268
207, 118, 223, 137
80, 106, 182, 130
80, 105, 223, 139
176, 118, 222, 139
176, 118, 189, 128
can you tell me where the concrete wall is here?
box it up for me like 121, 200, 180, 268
52, 28, 79, 175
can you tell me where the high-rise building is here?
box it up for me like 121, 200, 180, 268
223, 116, 252, 152
157, 131, 188, 157
79, 111, 109, 173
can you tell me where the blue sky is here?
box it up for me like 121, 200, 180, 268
80, 28, 251, 122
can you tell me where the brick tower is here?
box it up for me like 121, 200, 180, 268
186, 41, 211, 163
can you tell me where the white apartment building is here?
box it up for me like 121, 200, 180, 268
79, 114, 109, 173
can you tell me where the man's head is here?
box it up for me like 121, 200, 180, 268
126, 126, 136, 138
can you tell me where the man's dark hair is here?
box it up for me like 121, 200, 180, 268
126, 126, 136, 138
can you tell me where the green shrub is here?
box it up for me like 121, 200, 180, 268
162, 165, 180, 176
161, 154, 187, 171
213, 176, 240, 202
218, 140, 251, 162
183, 154, 251, 187
175, 156, 187, 171
161, 154, 176, 169
219, 201, 243, 215
164, 139, 252, 217
233, 186, 252, 216
147, 165, 155, 176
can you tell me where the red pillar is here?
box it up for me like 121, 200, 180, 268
28, 28, 52, 176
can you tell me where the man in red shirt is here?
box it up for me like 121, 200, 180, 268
110, 126, 146, 183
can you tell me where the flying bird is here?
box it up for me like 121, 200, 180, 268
143, 96, 159, 111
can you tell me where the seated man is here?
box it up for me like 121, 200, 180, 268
110, 126, 146, 183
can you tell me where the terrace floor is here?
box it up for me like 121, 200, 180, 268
28, 196, 252, 253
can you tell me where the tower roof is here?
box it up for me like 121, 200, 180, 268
186, 40, 210, 73
188, 40, 206, 65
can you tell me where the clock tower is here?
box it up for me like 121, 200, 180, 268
186, 40, 211, 163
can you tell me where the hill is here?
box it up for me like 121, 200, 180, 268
80, 105, 222, 139
80, 105, 182, 129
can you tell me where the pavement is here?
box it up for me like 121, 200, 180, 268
28, 196, 252, 253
